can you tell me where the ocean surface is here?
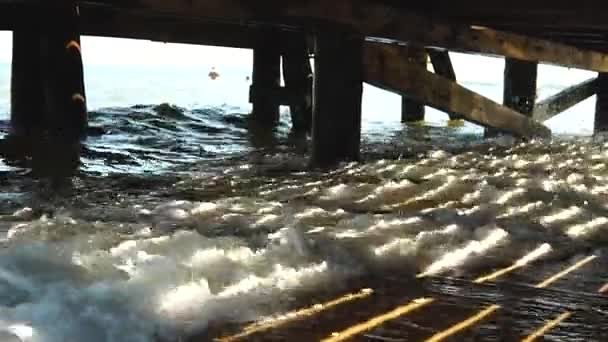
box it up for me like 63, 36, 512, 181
0, 38, 607, 342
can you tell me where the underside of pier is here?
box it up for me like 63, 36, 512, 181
1, 0, 608, 173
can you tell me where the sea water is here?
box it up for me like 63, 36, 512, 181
0, 35, 605, 342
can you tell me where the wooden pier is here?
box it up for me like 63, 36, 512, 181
1, 1, 608, 340
204, 253, 608, 342
1, 1, 608, 171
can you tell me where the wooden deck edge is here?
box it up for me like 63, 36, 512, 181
71, 0, 608, 72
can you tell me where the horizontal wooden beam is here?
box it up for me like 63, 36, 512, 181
79, 8, 259, 49
0, 4, 260, 49
71, 0, 608, 72
363, 43, 551, 138
533, 77, 598, 122
287, 3, 608, 72
4, 1, 608, 71
396, 1, 608, 31
435, 26, 608, 72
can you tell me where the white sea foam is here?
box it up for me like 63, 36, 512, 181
0, 138, 607, 341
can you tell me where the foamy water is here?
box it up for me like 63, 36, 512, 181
0, 135, 607, 341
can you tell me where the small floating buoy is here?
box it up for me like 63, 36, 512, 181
208, 67, 220, 80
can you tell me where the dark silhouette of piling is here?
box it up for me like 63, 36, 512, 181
9, 3, 87, 177
38, 3, 87, 177
282, 33, 313, 134
401, 47, 426, 122
250, 35, 281, 127
428, 50, 456, 81
9, 27, 45, 160
595, 73, 608, 133
487, 58, 537, 137
311, 31, 363, 168
503, 58, 538, 115
428, 49, 460, 120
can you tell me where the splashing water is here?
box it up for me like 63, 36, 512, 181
0, 105, 607, 341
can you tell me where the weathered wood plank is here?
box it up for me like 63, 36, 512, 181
595, 73, 608, 133
0, 4, 258, 48
250, 33, 281, 126
2, 7, 607, 54
35, 2, 88, 178
363, 43, 551, 138
10, 29, 44, 148
396, 1, 608, 31
80, 8, 258, 48
427, 49, 459, 120
534, 77, 598, 122
74, 0, 608, 72
428, 50, 456, 80
438, 26, 608, 72
487, 58, 538, 137
503, 58, 538, 117
311, 31, 363, 168
401, 47, 426, 122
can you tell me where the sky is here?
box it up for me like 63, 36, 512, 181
0, 31, 253, 67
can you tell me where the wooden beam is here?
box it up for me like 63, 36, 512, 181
428, 50, 456, 80
423, 26, 608, 72
534, 77, 598, 122
394, 1, 608, 32
311, 31, 363, 168
427, 49, 459, 120
250, 33, 282, 126
401, 47, 426, 122
0, 4, 259, 49
75, 0, 608, 72
503, 58, 538, 116
9, 27, 45, 160
282, 32, 313, 133
33, 2, 87, 178
595, 73, 608, 133
78, 7, 258, 49
363, 43, 551, 138
3, 6, 607, 55
487, 58, 537, 137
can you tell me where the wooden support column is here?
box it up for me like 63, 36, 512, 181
282, 33, 313, 134
487, 58, 538, 137
595, 73, 608, 133
428, 49, 459, 120
311, 31, 363, 168
9, 27, 45, 160
401, 47, 426, 122
503, 58, 538, 115
250, 34, 281, 127
34, 3, 87, 177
